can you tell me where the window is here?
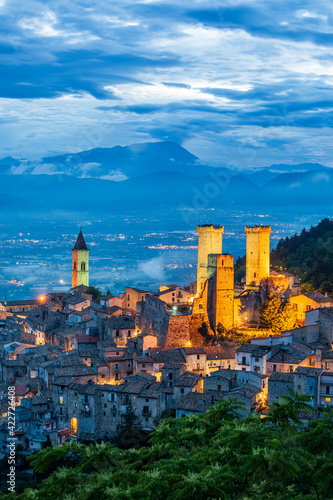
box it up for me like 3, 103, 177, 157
115, 373, 119, 380
143, 406, 150, 416
142, 363, 146, 368
326, 386, 330, 394
75, 403, 77, 408
197, 354, 200, 360
103, 411, 106, 416
325, 362, 330, 370
74, 262, 77, 271
306, 305, 311, 311
125, 395, 130, 404
115, 330, 120, 337
298, 385, 301, 390
326, 398, 331, 403
168, 373, 173, 380
110, 393, 116, 401
242, 356, 246, 365
217, 385, 221, 391
127, 293, 130, 301
59, 396, 63, 405
101, 374, 105, 379
293, 303, 298, 311
199, 304, 203, 309
59, 407, 63, 415
104, 403, 107, 408
181, 388, 184, 394
255, 357, 259, 362
81, 262, 86, 271
309, 386, 312, 391
273, 365, 277, 371
115, 363, 119, 370
254, 272, 256, 278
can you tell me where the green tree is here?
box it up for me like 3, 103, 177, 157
260, 294, 296, 333
85, 285, 102, 301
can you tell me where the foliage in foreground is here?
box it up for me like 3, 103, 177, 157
3, 397, 333, 500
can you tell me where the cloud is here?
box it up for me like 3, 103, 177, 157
140, 256, 165, 280
0, 0, 332, 168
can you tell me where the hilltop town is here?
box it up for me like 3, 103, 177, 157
1, 223, 333, 454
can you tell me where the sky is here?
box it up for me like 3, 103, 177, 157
0, 0, 333, 168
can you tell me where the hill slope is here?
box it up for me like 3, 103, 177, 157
271, 218, 333, 293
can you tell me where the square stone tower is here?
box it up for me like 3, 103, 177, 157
207, 254, 234, 332
245, 225, 271, 287
72, 229, 89, 288
196, 224, 224, 295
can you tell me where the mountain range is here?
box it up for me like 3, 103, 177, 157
0, 141, 332, 216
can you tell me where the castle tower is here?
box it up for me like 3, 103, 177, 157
196, 224, 224, 295
245, 225, 271, 287
72, 229, 89, 288
207, 254, 234, 332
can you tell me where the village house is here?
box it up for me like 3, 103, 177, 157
106, 316, 136, 346
289, 293, 333, 326
122, 287, 151, 315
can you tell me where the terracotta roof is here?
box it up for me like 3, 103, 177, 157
204, 345, 236, 360
304, 292, 333, 303
149, 348, 185, 363
269, 372, 294, 382
162, 363, 185, 370
176, 392, 212, 412
55, 366, 96, 377
294, 366, 323, 376
269, 352, 306, 364
75, 335, 99, 344
107, 317, 135, 329
174, 372, 201, 387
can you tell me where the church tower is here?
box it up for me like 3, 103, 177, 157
245, 225, 271, 287
72, 229, 89, 288
196, 224, 224, 295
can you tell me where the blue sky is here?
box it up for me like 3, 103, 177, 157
0, 0, 333, 168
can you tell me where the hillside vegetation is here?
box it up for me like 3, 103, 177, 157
271, 218, 333, 294
3, 395, 333, 499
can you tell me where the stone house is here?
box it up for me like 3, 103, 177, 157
180, 347, 207, 376
123, 287, 151, 315
205, 345, 235, 373
319, 371, 333, 408
173, 371, 203, 405
106, 316, 135, 346
268, 372, 294, 406
294, 366, 322, 407
235, 343, 271, 374
289, 293, 333, 326
154, 285, 192, 306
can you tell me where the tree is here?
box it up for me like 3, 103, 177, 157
260, 294, 296, 333
85, 285, 102, 301
115, 401, 150, 449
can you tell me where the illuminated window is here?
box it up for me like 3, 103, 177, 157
59, 396, 63, 405
326, 398, 331, 403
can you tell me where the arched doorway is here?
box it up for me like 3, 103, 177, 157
71, 417, 77, 436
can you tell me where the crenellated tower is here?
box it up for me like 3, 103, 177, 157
245, 225, 271, 287
72, 229, 89, 288
196, 224, 224, 295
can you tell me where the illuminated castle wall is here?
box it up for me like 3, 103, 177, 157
196, 224, 224, 295
245, 225, 271, 287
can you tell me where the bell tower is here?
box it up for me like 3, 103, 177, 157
72, 228, 89, 288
